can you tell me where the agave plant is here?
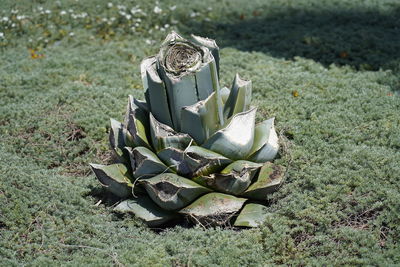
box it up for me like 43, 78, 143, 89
90, 32, 285, 227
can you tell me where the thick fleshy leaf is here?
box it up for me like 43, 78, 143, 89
157, 146, 232, 178
127, 146, 171, 179
247, 118, 279, 162
202, 108, 256, 160
191, 34, 220, 77
223, 74, 252, 120
140, 56, 155, 92
142, 56, 174, 127
123, 147, 136, 172
158, 68, 198, 131
242, 162, 285, 200
185, 146, 233, 176
194, 52, 219, 100
234, 203, 271, 227
157, 147, 200, 177
90, 163, 133, 198
220, 86, 230, 104
149, 113, 193, 152
114, 196, 176, 227
181, 92, 220, 144
194, 160, 261, 195
141, 58, 153, 110
124, 95, 151, 148
109, 118, 131, 163
141, 173, 212, 211
132, 98, 149, 113
179, 193, 247, 226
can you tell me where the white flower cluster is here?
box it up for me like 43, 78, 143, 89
0, 2, 213, 48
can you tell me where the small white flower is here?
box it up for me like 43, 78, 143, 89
190, 12, 198, 18
130, 6, 141, 14
101, 18, 107, 22
110, 17, 116, 21
38, 7, 43, 11
68, 9, 73, 13
0, 32, 4, 38
125, 14, 132, 20
164, 23, 170, 28
153, 6, 162, 14
2, 17, 9, 22
117, 5, 126, 10
11, 23, 16, 27
69, 32, 75, 37
45, 9, 51, 14
16, 15, 26, 20
145, 39, 152, 45
169, 5, 177, 11
207, 7, 213, 11
11, 9, 19, 14
130, 26, 136, 32
60, 10, 67, 15
107, 2, 113, 8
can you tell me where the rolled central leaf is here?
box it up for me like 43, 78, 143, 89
164, 43, 203, 75
155, 31, 222, 131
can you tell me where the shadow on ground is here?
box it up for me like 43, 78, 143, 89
180, 7, 400, 71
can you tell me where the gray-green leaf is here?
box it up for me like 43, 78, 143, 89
141, 173, 212, 211
114, 196, 176, 227
157, 146, 232, 178
141, 56, 174, 127
194, 160, 261, 195
202, 108, 256, 160
149, 112, 193, 152
125, 95, 151, 148
181, 92, 220, 145
191, 34, 220, 77
247, 118, 279, 162
242, 162, 285, 200
223, 73, 252, 120
179, 192, 247, 226
234, 203, 271, 227
127, 146, 172, 179
109, 118, 132, 163
90, 163, 133, 198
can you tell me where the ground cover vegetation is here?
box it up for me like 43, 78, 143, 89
0, 0, 399, 265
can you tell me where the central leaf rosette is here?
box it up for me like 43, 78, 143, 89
90, 32, 284, 227
142, 32, 221, 133
163, 43, 202, 74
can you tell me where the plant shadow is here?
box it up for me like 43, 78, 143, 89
179, 7, 400, 71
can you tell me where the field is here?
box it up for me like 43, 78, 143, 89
1, 0, 399, 265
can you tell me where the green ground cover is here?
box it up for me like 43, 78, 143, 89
1, 0, 399, 265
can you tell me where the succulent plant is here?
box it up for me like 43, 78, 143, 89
90, 31, 285, 227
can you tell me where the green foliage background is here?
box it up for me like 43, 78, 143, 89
1, 0, 399, 265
